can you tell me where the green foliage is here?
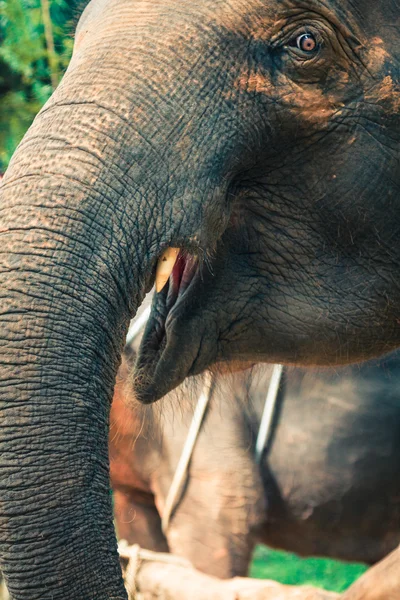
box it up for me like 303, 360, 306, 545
0, 0, 75, 170
251, 545, 367, 593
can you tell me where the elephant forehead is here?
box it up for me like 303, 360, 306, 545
210, 0, 360, 37
75, 0, 395, 43
76, 0, 347, 41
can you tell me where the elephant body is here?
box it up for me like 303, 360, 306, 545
111, 346, 400, 579
1, 0, 399, 597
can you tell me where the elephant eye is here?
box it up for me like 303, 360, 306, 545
288, 31, 321, 57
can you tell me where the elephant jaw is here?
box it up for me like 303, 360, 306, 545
135, 250, 201, 403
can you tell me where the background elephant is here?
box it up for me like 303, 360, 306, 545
111, 338, 400, 579
1, 348, 399, 599
1, 0, 399, 597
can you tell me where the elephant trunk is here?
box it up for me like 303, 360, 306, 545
0, 105, 152, 598
0, 4, 239, 595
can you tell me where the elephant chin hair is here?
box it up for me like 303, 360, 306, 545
125, 346, 262, 437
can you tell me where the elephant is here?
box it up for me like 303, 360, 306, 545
111, 343, 400, 580
0, 0, 399, 598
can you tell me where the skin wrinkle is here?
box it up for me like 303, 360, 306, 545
32, 103, 155, 176
0, 217, 118, 287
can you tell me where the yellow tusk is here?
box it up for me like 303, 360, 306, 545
155, 248, 180, 293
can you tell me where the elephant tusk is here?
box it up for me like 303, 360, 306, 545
155, 247, 180, 292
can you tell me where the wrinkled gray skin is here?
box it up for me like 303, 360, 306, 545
111, 349, 400, 579
0, 0, 399, 598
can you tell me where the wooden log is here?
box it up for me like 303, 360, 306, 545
341, 545, 400, 600
119, 544, 339, 600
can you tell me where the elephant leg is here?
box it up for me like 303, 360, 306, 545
114, 490, 169, 553
163, 467, 261, 579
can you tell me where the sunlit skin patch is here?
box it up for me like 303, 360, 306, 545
366, 75, 400, 114
74, 30, 86, 52
236, 71, 340, 125
281, 85, 340, 123
71, 0, 94, 53
212, 0, 360, 44
210, 0, 277, 37
361, 38, 400, 114
365, 37, 391, 73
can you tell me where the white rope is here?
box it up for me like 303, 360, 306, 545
118, 540, 191, 599
119, 541, 142, 599
124, 309, 283, 531
255, 364, 284, 464
161, 372, 214, 535
118, 540, 190, 567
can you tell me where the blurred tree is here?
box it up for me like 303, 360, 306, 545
0, 0, 77, 171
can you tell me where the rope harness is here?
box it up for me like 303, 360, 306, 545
161, 364, 283, 534
126, 313, 284, 534
118, 540, 192, 600
161, 371, 214, 534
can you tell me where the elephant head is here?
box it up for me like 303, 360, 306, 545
0, 0, 399, 597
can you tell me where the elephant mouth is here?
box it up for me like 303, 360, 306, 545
164, 251, 199, 311
134, 250, 202, 402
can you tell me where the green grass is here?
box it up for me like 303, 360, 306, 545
250, 545, 368, 593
